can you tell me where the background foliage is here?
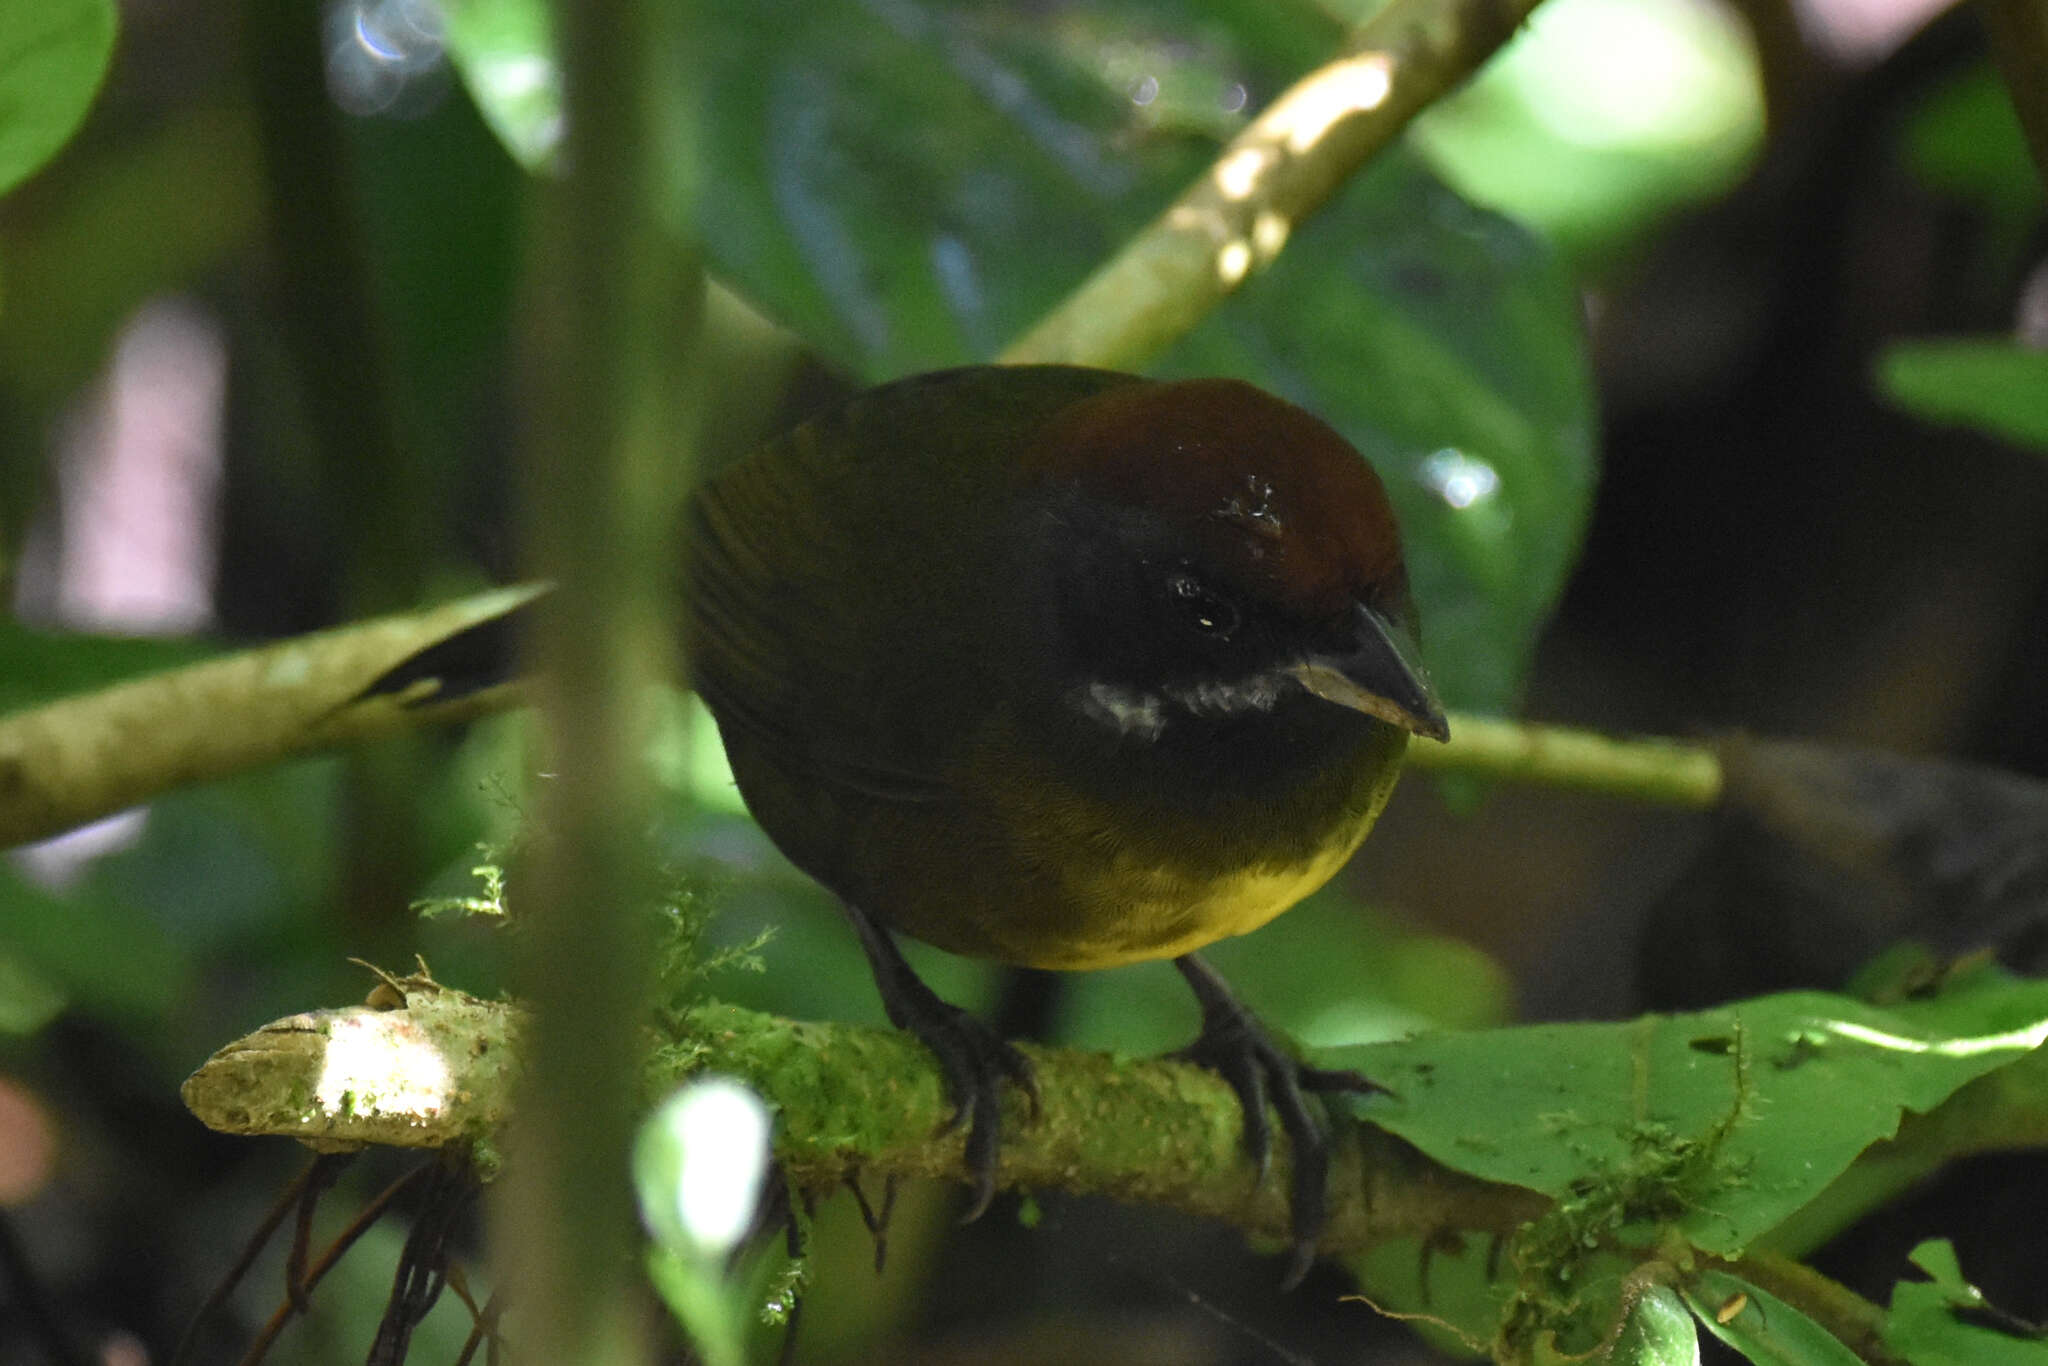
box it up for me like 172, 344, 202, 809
2, 0, 2047, 1363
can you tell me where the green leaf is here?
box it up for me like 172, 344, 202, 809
1877, 340, 2048, 455
1336, 970, 2048, 1255
0, 107, 261, 402
1905, 1240, 1979, 1307
0, 854, 192, 1029
1411, 0, 1765, 262
441, 0, 560, 170
1885, 1241, 2048, 1366
1620, 1285, 1703, 1366
0, 0, 115, 197
0, 945, 66, 1035
1902, 65, 2045, 223
1683, 1271, 1865, 1366
0, 620, 208, 718
1348, 1233, 1509, 1357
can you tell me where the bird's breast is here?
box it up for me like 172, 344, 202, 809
899, 709, 1410, 971
1015, 820, 1374, 969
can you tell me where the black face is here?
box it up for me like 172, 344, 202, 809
1014, 484, 1379, 787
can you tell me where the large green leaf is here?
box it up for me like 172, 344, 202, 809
1337, 969, 2048, 1255
0, 0, 115, 197
447, 0, 1593, 713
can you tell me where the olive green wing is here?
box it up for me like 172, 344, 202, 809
682, 365, 1134, 804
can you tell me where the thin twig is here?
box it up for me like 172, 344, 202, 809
1403, 713, 1723, 807
171, 1154, 351, 1366
234, 1161, 434, 1366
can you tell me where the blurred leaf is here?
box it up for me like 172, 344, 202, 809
0, 0, 116, 198
1340, 969, 2048, 1255
0, 105, 261, 402
1620, 1285, 1703, 1366
0, 756, 346, 1063
1903, 65, 2046, 223
0, 851, 192, 1028
1349, 1233, 1507, 1358
0, 943, 66, 1034
0, 619, 208, 717
447, 0, 1593, 713
1056, 887, 1512, 1058
1683, 1271, 1865, 1366
1878, 339, 2048, 455
1412, 0, 1765, 262
1885, 1241, 2048, 1366
441, 0, 560, 169
348, 90, 524, 465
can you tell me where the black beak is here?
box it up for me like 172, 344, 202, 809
1286, 601, 1449, 742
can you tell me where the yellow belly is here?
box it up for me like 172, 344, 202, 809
1012, 809, 1374, 969
811, 713, 1410, 973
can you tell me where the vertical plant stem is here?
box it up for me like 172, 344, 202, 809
241, 0, 434, 942
498, 0, 702, 1359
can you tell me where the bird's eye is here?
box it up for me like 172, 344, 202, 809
1166, 573, 1240, 638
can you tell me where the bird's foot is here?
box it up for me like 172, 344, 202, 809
844, 905, 1039, 1222
1172, 955, 1388, 1290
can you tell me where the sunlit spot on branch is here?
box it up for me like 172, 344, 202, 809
1216, 240, 1252, 287
1213, 146, 1271, 201
1251, 210, 1290, 261
316, 1013, 457, 1123
1269, 51, 1395, 156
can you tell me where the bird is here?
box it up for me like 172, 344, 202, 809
682, 363, 1448, 1286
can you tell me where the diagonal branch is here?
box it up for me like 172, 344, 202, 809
1000, 0, 1549, 370
0, 585, 542, 848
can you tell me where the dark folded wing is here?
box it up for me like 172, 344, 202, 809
682, 366, 1138, 807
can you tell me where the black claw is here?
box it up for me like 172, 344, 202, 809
1299, 1063, 1390, 1098
1173, 955, 1384, 1290
844, 904, 1035, 1223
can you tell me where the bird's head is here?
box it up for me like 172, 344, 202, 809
1017, 376, 1448, 751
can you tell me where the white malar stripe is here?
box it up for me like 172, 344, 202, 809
1071, 670, 1295, 738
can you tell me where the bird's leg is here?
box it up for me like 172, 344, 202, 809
842, 903, 1039, 1222
1171, 954, 1386, 1289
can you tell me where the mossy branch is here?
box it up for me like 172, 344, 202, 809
182, 976, 2048, 1279
1000, 0, 1550, 370
180, 978, 1542, 1257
